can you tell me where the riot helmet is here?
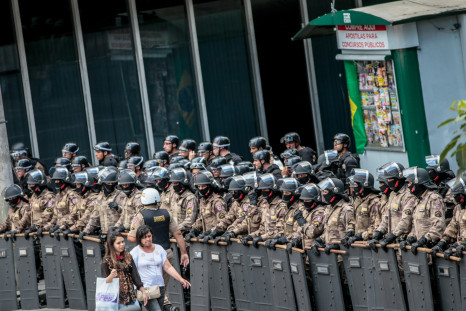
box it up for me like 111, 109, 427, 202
127, 156, 144, 170
253, 150, 271, 163
125, 142, 141, 157
280, 178, 299, 204
73, 171, 91, 195
118, 170, 137, 196
2, 184, 23, 206
210, 156, 227, 170
249, 137, 267, 149
169, 167, 190, 185
198, 142, 213, 154
213, 136, 230, 149
447, 178, 466, 205
62, 142, 79, 155
318, 177, 345, 204
151, 167, 170, 192
280, 132, 301, 144
403, 166, 434, 197
55, 157, 72, 169
143, 160, 160, 171
348, 168, 376, 196
219, 164, 236, 178
243, 171, 258, 189
285, 156, 302, 168
118, 160, 128, 171
71, 156, 89, 171
333, 133, 351, 148
153, 151, 170, 164
170, 155, 185, 164
179, 139, 197, 152
94, 142, 112, 152
300, 183, 321, 201
280, 148, 299, 160
27, 169, 47, 186
164, 135, 179, 146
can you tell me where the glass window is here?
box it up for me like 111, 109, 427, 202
194, 0, 258, 158
0, 1, 31, 151
135, 0, 202, 150
19, 0, 91, 168
79, 0, 148, 159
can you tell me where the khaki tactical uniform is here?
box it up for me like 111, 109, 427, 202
250, 196, 287, 240
171, 189, 199, 233
29, 189, 55, 228
442, 204, 466, 244
69, 191, 100, 232
115, 189, 142, 230
374, 193, 389, 230
407, 190, 445, 243
193, 193, 227, 232
0, 200, 31, 233
229, 202, 261, 237
160, 186, 175, 211
298, 205, 326, 249
354, 193, 380, 240
214, 196, 250, 233
42, 187, 76, 231
83, 190, 127, 234
283, 200, 305, 240
321, 199, 354, 244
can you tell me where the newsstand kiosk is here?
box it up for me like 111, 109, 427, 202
294, 10, 431, 172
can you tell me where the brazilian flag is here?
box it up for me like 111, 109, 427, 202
344, 61, 367, 154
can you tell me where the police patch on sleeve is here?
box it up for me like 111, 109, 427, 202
435, 201, 442, 210
316, 216, 323, 222
243, 205, 248, 212
216, 204, 223, 211
187, 209, 192, 214
47, 201, 54, 208
71, 198, 77, 205
435, 211, 442, 217
314, 221, 320, 227
219, 213, 225, 219
404, 209, 412, 216
188, 201, 194, 208
407, 200, 414, 207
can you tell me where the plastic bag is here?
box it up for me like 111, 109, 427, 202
95, 277, 119, 311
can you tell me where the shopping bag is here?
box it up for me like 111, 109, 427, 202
95, 277, 119, 311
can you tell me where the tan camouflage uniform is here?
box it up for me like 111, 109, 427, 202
213, 196, 250, 233
298, 205, 326, 249
193, 193, 227, 232
321, 199, 354, 244
29, 189, 55, 228
69, 191, 100, 232
160, 185, 175, 211
42, 187, 77, 231
228, 201, 261, 238
115, 189, 142, 230
0, 200, 31, 233
83, 190, 127, 234
170, 189, 199, 233
250, 196, 287, 240
354, 193, 380, 240
441, 204, 466, 244
374, 193, 389, 230
283, 200, 305, 241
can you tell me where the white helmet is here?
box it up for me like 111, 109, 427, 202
141, 188, 161, 205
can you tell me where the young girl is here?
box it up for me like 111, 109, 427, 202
101, 231, 147, 309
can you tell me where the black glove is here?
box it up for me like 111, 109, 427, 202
9, 231, 18, 241
286, 238, 302, 253
108, 202, 119, 211
50, 224, 60, 233
184, 228, 199, 243
406, 235, 417, 244
324, 243, 340, 255
37, 227, 45, 238
265, 238, 278, 249
248, 190, 257, 206
3, 231, 10, 242
54, 229, 62, 241
252, 236, 263, 248
368, 239, 379, 253
348, 232, 363, 246
455, 242, 466, 258
223, 231, 235, 244
24, 225, 38, 240
197, 230, 212, 243
379, 233, 397, 251
372, 230, 383, 241
411, 236, 427, 255
399, 240, 410, 252
293, 210, 307, 226
340, 230, 354, 249
108, 226, 117, 232
430, 240, 447, 256
241, 235, 253, 246
276, 236, 288, 245
62, 229, 72, 240
311, 238, 324, 256
117, 225, 126, 233
79, 232, 88, 241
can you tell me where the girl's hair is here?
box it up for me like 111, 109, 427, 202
136, 225, 153, 246
104, 231, 131, 266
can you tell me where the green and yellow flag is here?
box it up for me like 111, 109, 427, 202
344, 61, 367, 154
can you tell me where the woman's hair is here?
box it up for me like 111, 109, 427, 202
136, 225, 153, 246
104, 231, 130, 266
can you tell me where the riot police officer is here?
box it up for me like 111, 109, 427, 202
151, 167, 174, 209
94, 142, 119, 167
71, 156, 90, 172
153, 151, 170, 167
293, 161, 319, 185
14, 158, 33, 197
163, 135, 180, 160
253, 150, 281, 180
314, 150, 339, 181
179, 139, 197, 161
54, 157, 72, 172
426, 155, 455, 197
11, 142, 47, 174
343, 169, 380, 246
311, 178, 354, 255
143, 159, 160, 172
112, 170, 142, 232
80, 168, 127, 236
62, 142, 79, 160
398, 167, 445, 254
209, 156, 227, 181
168, 167, 198, 234
333, 133, 359, 178
0, 184, 31, 240
281, 132, 317, 164
184, 170, 227, 240
127, 156, 144, 178
212, 136, 242, 164
249, 136, 267, 155
197, 142, 214, 164
282, 156, 301, 177
124, 142, 141, 159
242, 174, 287, 247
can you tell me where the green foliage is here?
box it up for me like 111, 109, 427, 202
438, 100, 466, 177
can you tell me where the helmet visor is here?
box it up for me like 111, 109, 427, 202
26, 169, 44, 184
73, 172, 88, 185
317, 178, 335, 192
350, 168, 370, 187
425, 155, 440, 169
383, 162, 403, 179
402, 167, 418, 183
324, 150, 338, 165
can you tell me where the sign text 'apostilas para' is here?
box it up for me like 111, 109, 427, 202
337, 25, 389, 50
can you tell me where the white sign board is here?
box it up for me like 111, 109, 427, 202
337, 25, 389, 50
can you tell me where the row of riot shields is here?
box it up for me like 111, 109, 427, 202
2, 232, 466, 311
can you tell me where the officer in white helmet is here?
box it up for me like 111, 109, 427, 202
127, 188, 189, 311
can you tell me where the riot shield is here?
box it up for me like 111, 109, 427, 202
306, 250, 345, 310
371, 247, 406, 311
40, 234, 66, 309
459, 252, 466, 310
190, 241, 210, 311
288, 250, 312, 311
82, 236, 103, 311
166, 241, 186, 311
267, 246, 297, 311
433, 256, 461, 311
57, 234, 87, 310
401, 249, 434, 311
342, 246, 369, 311
14, 235, 40, 309
227, 241, 251, 311
208, 241, 232, 311
0, 237, 18, 310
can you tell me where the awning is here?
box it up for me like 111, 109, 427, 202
293, 0, 466, 40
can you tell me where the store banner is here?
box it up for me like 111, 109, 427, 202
337, 25, 389, 50
344, 61, 367, 154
